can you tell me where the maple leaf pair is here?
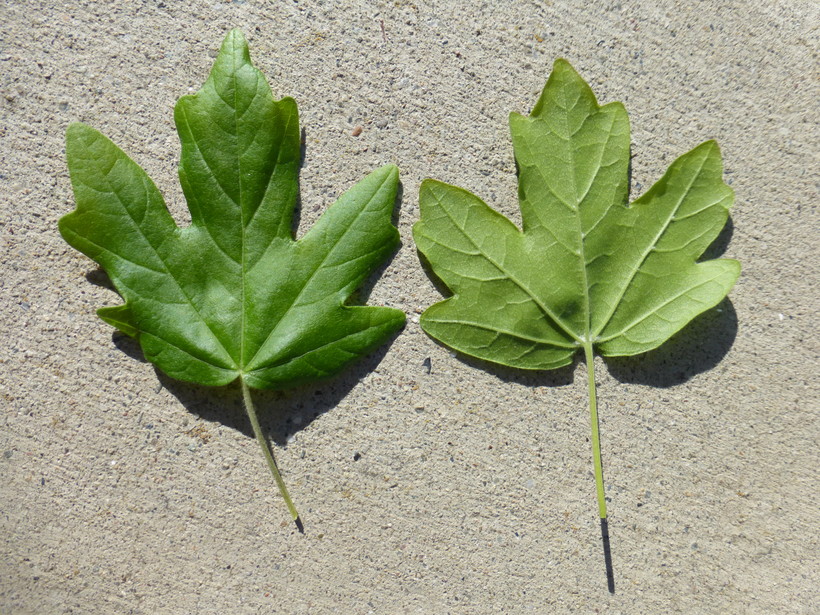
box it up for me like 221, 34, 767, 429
60, 30, 738, 589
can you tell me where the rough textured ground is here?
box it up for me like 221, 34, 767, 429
1, 1, 817, 613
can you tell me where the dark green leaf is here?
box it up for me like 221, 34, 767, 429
60, 30, 405, 391
60, 30, 405, 524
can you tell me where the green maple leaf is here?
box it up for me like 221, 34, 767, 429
59, 30, 405, 527
413, 59, 739, 589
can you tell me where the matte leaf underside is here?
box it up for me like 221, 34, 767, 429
413, 59, 739, 591
414, 59, 739, 368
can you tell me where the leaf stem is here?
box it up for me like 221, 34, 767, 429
240, 378, 302, 529
584, 342, 607, 520
584, 342, 614, 593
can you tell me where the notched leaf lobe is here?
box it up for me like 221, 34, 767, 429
415, 59, 739, 368
61, 30, 406, 391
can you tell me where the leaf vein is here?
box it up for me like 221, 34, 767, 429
245, 172, 394, 370
591, 147, 712, 339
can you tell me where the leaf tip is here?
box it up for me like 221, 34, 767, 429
725, 257, 742, 279
65, 121, 86, 137
222, 27, 249, 49
65, 121, 98, 148
532, 58, 587, 117
691, 139, 730, 196
702, 139, 723, 158
216, 28, 252, 68
380, 163, 400, 182
418, 177, 439, 193
97, 304, 140, 338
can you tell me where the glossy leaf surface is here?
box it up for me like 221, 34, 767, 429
60, 30, 405, 391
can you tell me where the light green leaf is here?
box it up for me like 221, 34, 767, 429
414, 59, 739, 590
60, 30, 405, 526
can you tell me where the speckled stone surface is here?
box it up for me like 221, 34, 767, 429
1, 1, 817, 613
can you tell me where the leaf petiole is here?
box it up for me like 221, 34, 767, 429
240, 378, 302, 531
584, 342, 614, 592
584, 343, 607, 520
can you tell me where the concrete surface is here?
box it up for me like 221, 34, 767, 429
1, 1, 817, 613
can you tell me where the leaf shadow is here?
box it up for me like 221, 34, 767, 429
415, 249, 452, 305
446, 348, 575, 388
700, 215, 734, 261
341, 180, 404, 307
107, 290, 405, 444
414, 246, 738, 390
605, 298, 738, 388
392, 180, 404, 228
112, 332, 149, 363
289, 127, 309, 239
110, 330, 403, 448
415, 299, 737, 392
85, 268, 116, 291
149, 332, 403, 446
107, 172, 406, 445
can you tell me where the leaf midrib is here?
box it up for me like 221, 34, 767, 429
181, 63, 298, 376
559, 88, 594, 348
236, 48, 249, 384
244, 171, 395, 373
